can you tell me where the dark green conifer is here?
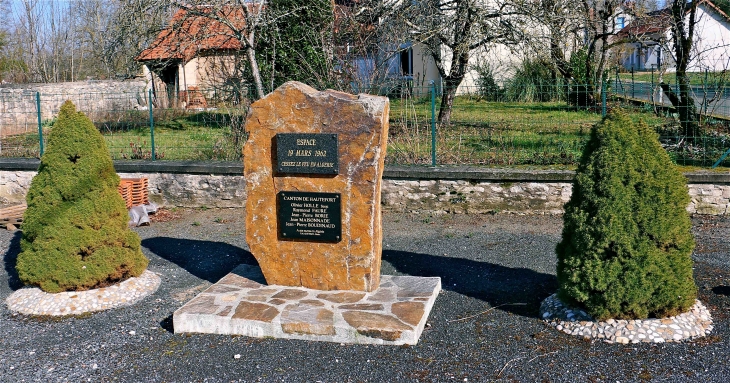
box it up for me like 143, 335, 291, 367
16, 101, 148, 293
556, 110, 696, 320
257, 0, 335, 91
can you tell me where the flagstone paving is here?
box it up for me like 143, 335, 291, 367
173, 264, 441, 345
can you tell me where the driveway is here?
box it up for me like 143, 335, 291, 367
1, 208, 729, 382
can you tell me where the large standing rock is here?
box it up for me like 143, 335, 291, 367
243, 82, 389, 291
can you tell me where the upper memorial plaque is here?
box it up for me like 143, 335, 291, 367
276, 133, 339, 175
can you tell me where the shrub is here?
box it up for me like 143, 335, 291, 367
474, 62, 504, 101
16, 101, 148, 293
505, 58, 564, 102
555, 109, 697, 320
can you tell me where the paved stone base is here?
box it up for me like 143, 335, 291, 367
6, 270, 161, 316
173, 264, 441, 345
541, 293, 714, 344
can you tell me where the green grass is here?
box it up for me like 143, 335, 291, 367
0, 109, 246, 161
2, 97, 728, 168
616, 71, 730, 86
387, 97, 672, 167
103, 126, 236, 161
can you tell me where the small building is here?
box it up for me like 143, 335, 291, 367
136, 6, 251, 109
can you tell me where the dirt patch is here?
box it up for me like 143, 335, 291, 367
149, 208, 184, 223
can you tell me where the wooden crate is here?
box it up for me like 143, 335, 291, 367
0, 204, 27, 230
118, 177, 149, 208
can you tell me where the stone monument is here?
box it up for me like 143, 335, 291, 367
173, 82, 440, 345
243, 81, 387, 292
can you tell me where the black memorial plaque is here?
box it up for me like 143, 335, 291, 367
278, 191, 341, 242
276, 133, 339, 175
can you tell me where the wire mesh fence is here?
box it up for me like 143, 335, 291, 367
1, 78, 729, 168
0, 89, 247, 161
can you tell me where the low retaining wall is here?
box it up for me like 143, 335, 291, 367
0, 160, 729, 215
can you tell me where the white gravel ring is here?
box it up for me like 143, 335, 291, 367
5, 270, 161, 316
540, 293, 714, 344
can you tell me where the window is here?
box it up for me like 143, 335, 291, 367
400, 46, 413, 77
616, 17, 625, 30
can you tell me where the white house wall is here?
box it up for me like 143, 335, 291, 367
179, 60, 198, 91
689, 4, 730, 72
623, 4, 730, 73
411, 43, 440, 89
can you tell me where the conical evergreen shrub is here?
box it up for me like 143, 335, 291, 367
556, 109, 696, 320
16, 101, 148, 293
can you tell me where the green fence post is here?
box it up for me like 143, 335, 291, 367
602, 80, 607, 118
36, 92, 44, 156
430, 81, 437, 167
148, 89, 156, 161
631, 65, 636, 98
713, 147, 730, 168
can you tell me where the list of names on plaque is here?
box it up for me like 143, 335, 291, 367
276, 133, 339, 175
278, 191, 341, 242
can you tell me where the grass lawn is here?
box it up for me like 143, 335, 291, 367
615, 71, 730, 86
2, 97, 727, 168
387, 97, 672, 167
0, 109, 246, 161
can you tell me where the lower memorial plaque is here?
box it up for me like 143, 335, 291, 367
278, 191, 341, 242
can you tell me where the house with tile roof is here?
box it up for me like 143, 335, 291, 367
136, 6, 254, 108
616, 0, 730, 72
137, 2, 441, 105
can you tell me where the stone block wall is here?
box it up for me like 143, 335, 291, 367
381, 179, 730, 215
0, 80, 147, 136
688, 184, 730, 215
381, 180, 573, 214
0, 171, 245, 208
1, 166, 728, 215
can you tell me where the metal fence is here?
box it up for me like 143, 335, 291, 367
1, 79, 730, 168
0, 89, 246, 161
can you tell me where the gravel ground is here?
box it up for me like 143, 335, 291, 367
1, 208, 729, 383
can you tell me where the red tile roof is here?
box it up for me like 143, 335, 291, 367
136, 6, 251, 63
616, 8, 672, 40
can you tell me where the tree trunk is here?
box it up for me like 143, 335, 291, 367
247, 45, 265, 100
438, 84, 457, 125
668, 0, 699, 139
437, 73, 466, 125
677, 73, 699, 138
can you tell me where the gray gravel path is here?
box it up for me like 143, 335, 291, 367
1, 208, 729, 382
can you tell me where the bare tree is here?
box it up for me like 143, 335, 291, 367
363, 0, 521, 124
4, 0, 78, 83
0, 0, 9, 81
621, 0, 730, 138
334, 0, 419, 92
521, 0, 632, 107
171, 0, 268, 99
105, 0, 174, 79
391, 0, 523, 124
1, 0, 171, 83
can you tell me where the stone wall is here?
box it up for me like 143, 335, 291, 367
0, 80, 147, 136
381, 180, 573, 215
0, 171, 245, 208
1, 166, 728, 215
381, 179, 730, 215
